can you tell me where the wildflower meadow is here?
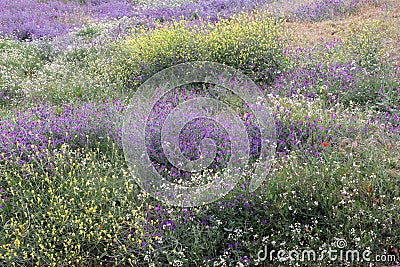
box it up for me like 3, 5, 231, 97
0, 0, 399, 266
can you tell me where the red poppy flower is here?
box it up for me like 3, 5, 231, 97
322, 142, 329, 147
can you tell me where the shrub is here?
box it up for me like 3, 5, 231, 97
99, 9, 290, 91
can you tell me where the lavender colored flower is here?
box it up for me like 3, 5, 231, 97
0, 0, 271, 40
0, 99, 123, 164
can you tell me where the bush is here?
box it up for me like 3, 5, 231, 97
98, 9, 290, 91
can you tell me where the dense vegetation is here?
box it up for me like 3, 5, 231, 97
0, 0, 399, 266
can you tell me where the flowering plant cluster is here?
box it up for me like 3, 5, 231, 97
0, 100, 123, 165
0, 0, 269, 40
0, 0, 399, 266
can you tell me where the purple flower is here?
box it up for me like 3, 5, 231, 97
0, 0, 271, 40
